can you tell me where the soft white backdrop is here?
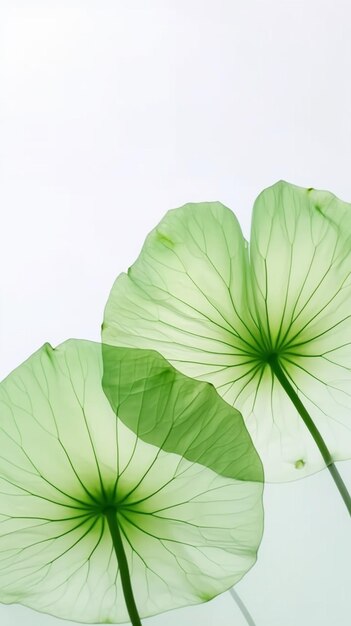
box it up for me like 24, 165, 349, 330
0, 1, 350, 625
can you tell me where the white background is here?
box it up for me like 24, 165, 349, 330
0, 1, 350, 625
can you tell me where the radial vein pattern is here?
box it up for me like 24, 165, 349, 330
0, 339, 263, 623
102, 181, 351, 482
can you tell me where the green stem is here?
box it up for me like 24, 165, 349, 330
269, 356, 351, 516
105, 508, 142, 626
229, 588, 257, 626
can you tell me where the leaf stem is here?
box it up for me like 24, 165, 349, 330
105, 508, 142, 626
269, 355, 351, 516
229, 588, 257, 626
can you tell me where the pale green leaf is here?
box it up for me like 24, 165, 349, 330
0, 340, 263, 623
102, 183, 351, 483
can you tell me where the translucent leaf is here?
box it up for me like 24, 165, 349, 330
0, 340, 263, 623
102, 183, 351, 482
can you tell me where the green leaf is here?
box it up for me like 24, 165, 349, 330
0, 340, 263, 623
102, 183, 351, 484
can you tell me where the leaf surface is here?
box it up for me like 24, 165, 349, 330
0, 340, 263, 623
102, 183, 351, 481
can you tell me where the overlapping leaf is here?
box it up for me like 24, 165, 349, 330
0, 339, 263, 623
102, 181, 351, 482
